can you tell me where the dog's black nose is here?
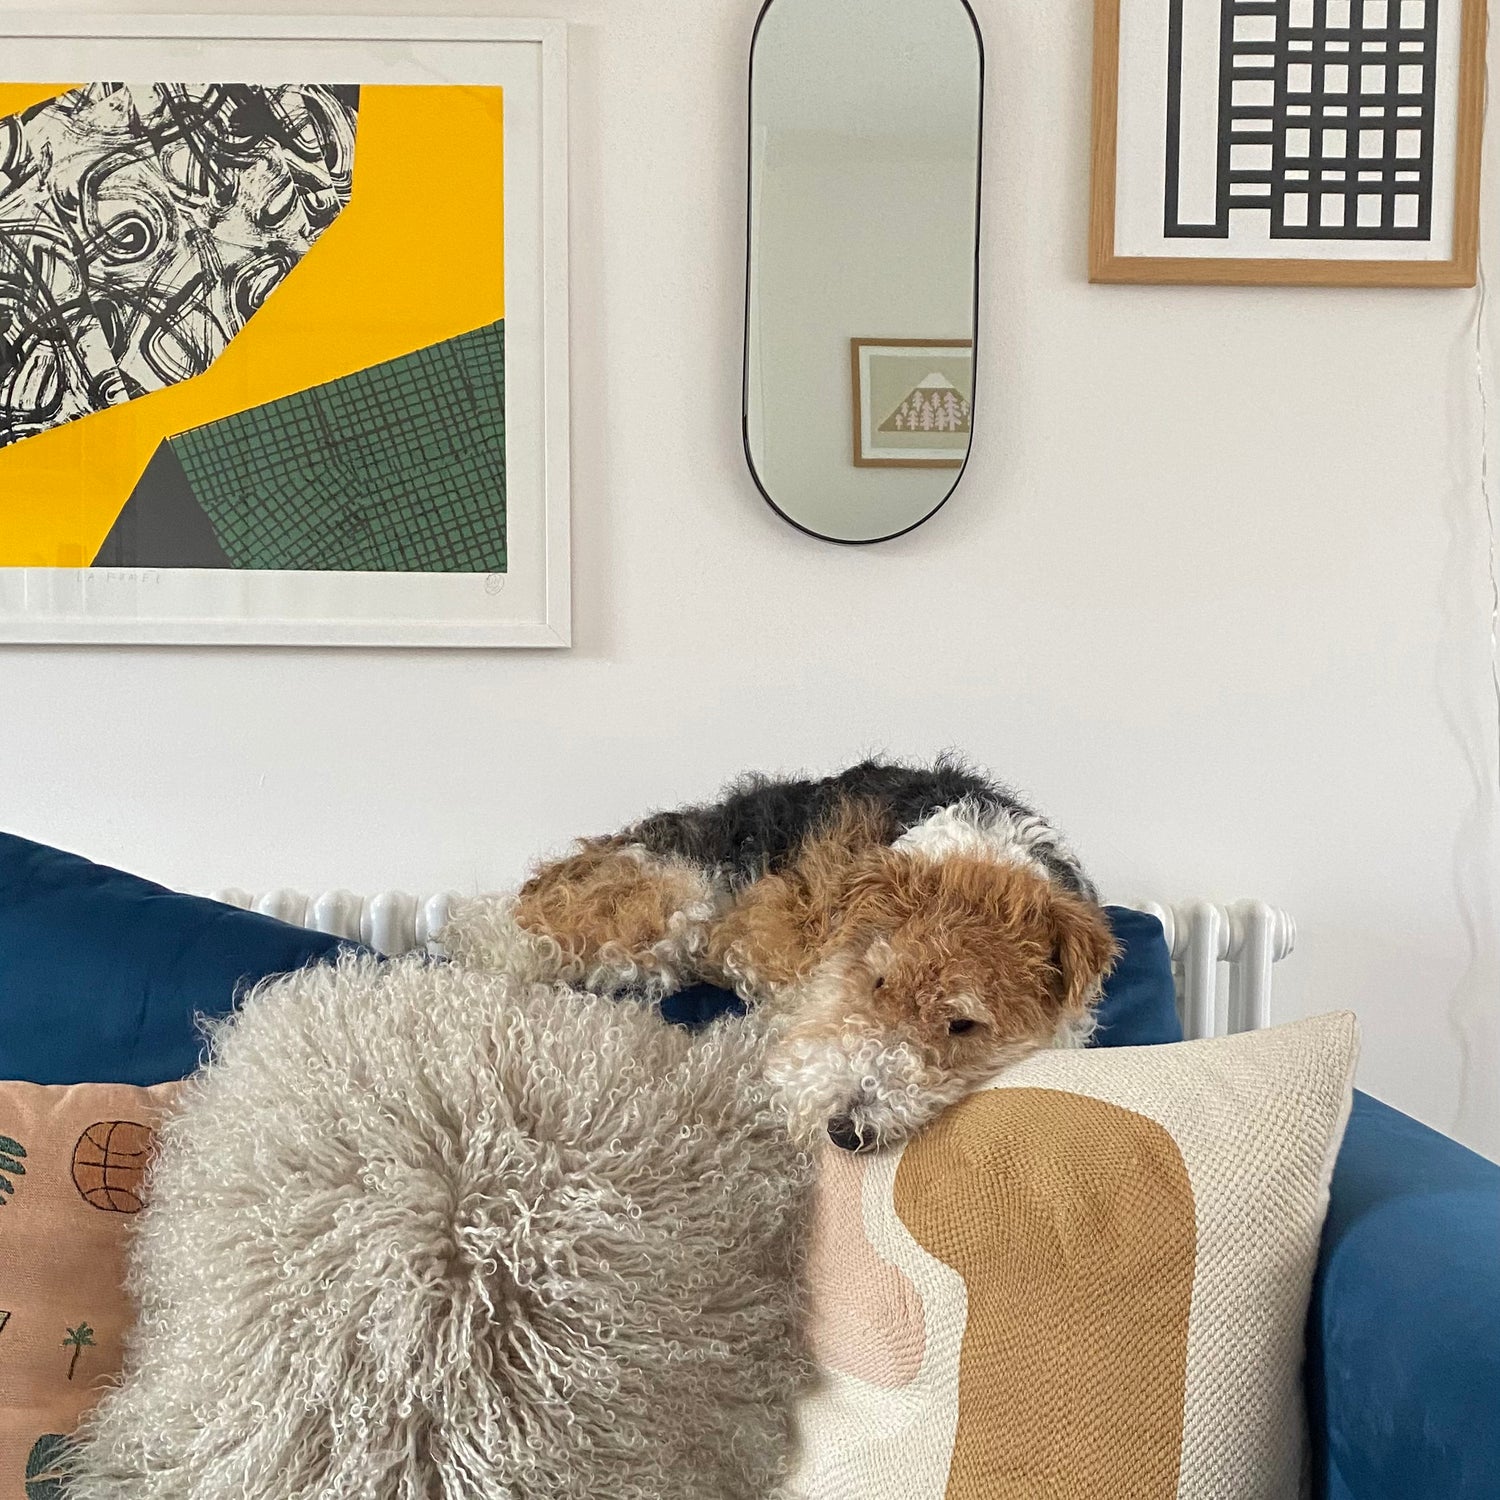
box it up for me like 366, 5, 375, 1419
827, 1117, 870, 1153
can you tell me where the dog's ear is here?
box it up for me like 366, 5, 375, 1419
1049, 893, 1120, 1017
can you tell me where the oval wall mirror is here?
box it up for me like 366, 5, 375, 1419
744, 0, 983, 544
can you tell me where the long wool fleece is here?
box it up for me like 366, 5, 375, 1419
68, 953, 813, 1500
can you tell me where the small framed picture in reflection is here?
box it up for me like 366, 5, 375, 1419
850, 339, 973, 469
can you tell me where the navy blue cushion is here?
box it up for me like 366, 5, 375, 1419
1090, 906, 1181, 1047
660, 983, 747, 1029
1308, 1091, 1500, 1500
0, 833, 351, 1086
657, 906, 1179, 1043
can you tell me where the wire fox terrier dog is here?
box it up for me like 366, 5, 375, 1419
513, 758, 1118, 1154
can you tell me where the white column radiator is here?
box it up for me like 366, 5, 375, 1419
208, 890, 1295, 1042
1126, 899, 1296, 1039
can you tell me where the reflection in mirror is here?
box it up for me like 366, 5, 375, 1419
744, 0, 983, 544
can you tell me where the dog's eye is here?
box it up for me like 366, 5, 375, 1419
872, 976, 885, 991
947, 1018, 978, 1036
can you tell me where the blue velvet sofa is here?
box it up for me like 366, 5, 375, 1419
1, 833, 1496, 1496
1309, 1091, 1499, 1499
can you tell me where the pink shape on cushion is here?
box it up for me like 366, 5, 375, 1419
803, 1145, 926, 1388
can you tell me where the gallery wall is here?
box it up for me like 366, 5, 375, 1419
1, 0, 1497, 1158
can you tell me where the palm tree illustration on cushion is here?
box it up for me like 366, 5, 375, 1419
62, 1323, 94, 1380
0, 1133, 26, 1205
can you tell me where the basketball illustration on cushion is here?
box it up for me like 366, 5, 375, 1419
71, 1121, 158, 1213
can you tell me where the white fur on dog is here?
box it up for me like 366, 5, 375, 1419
68, 953, 813, 1500
895, 799, 1087, 888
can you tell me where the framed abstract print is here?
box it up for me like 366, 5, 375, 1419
1090, 0, 1485, 286
0, 15, 570, 646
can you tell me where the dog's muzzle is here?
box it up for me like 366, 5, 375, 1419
826, 1116, 877, 1154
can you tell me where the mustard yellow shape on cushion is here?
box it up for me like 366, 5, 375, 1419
895, 1090, 1196, 1500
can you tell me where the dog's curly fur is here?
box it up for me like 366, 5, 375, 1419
513, 756, 1117, 1154
67, 951, 812, 1500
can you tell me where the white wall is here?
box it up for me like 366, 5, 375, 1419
2, 0, 1497, 1159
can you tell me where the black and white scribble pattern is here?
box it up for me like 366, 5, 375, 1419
0, 83, 359, 448
1165, 0, 1439, 241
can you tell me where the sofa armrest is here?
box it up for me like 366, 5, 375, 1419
1308, 1091, 1500, 1500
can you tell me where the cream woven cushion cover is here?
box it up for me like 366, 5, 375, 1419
789, 1012, 1359, 1500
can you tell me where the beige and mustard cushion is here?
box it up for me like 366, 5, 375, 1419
0, 1082, 176, 1500
792, 1012, 1359, 1500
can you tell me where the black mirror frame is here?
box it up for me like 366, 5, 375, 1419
741, 0, 986, 545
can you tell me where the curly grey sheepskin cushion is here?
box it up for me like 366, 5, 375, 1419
69, 954, 812, 1500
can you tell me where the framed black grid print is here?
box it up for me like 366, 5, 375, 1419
1091, 0, 1485, 285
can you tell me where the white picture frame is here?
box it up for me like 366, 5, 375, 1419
0, 14, 570, 647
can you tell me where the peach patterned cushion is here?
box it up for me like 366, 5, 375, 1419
0, 1082, 176, 1500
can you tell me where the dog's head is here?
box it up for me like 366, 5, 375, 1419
718, 823, 1118, 1153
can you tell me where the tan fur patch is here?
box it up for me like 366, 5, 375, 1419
515, 840, 722, 988
709, 801, 892, 994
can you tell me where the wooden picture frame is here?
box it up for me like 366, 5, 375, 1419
1090, 0, 1485, 286
850, 338, 974, 470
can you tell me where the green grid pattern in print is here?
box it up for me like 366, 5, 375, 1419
170, 320, 506, 573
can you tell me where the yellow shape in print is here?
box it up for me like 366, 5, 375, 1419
0, 84, 505, 566
0, 83, 79, 113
